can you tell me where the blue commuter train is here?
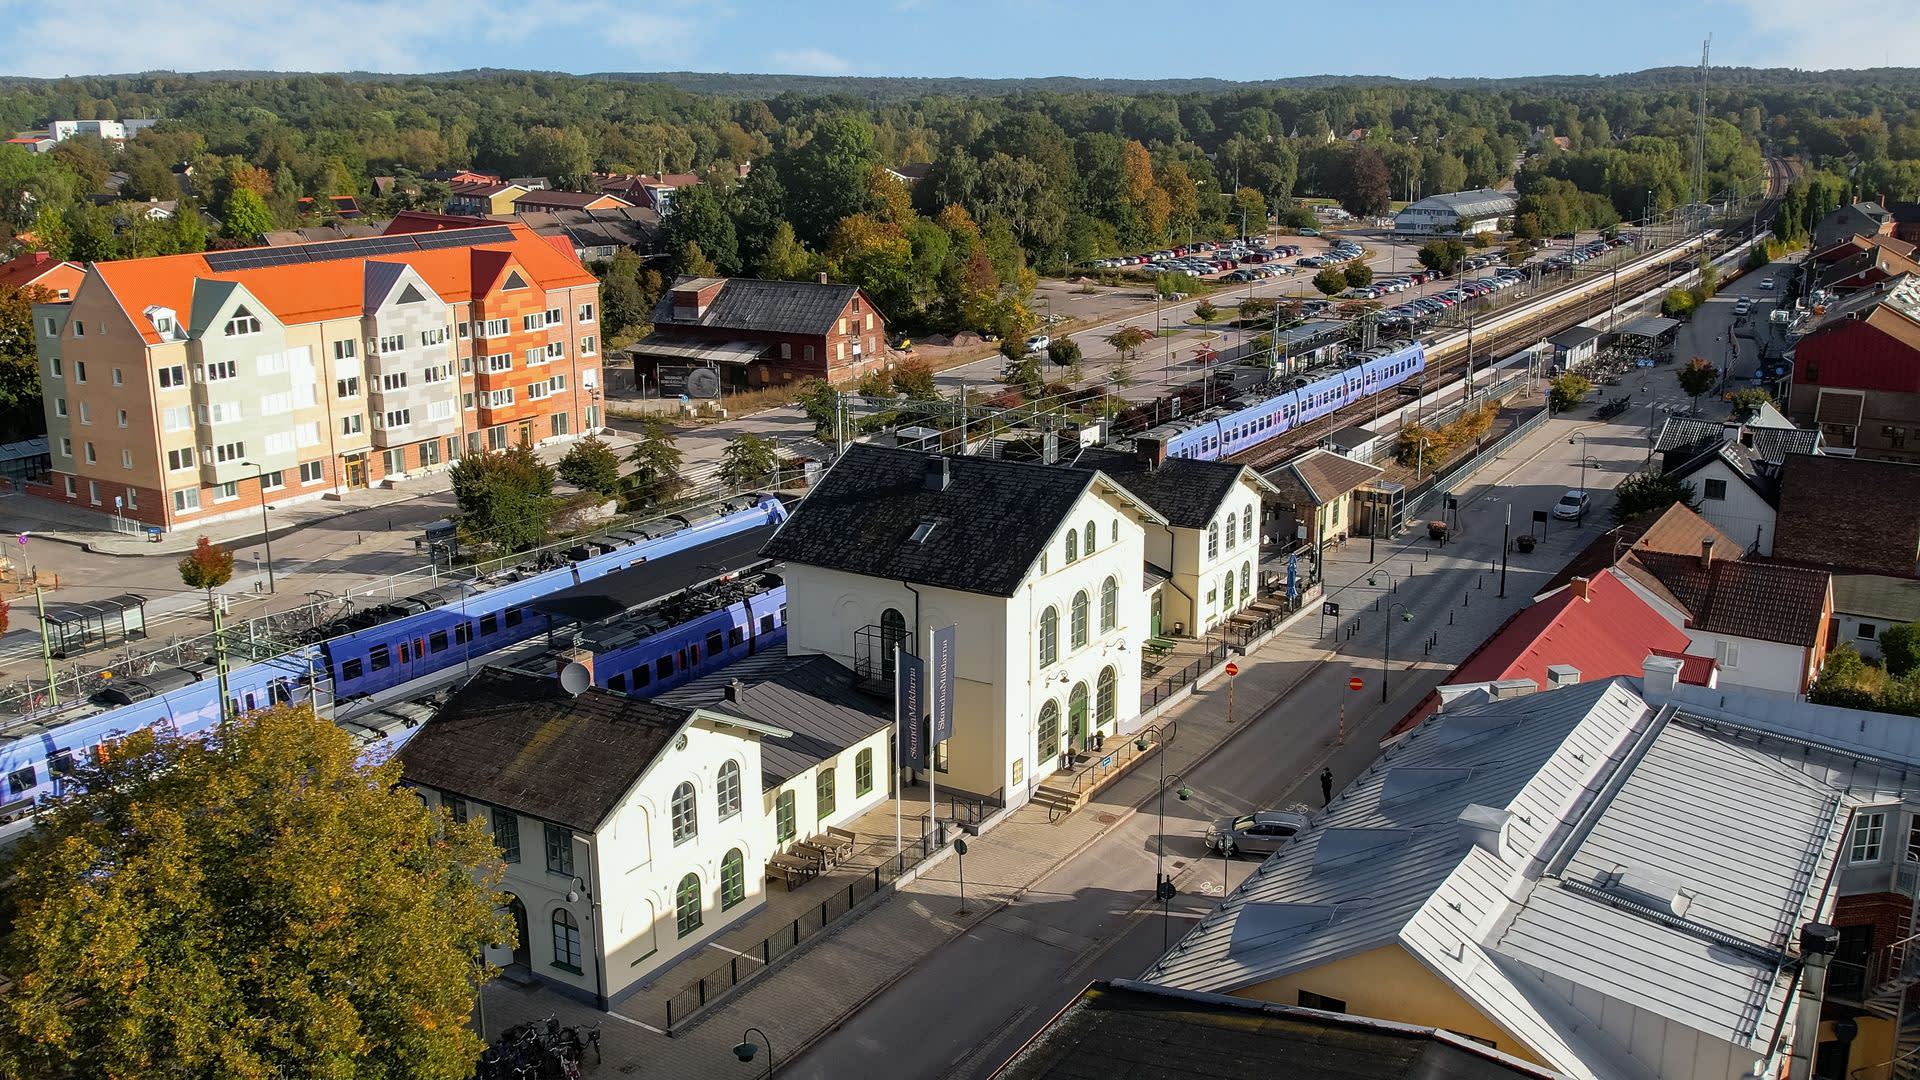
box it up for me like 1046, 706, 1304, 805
1134, 341, 1426, 462
0, 497, 790, 824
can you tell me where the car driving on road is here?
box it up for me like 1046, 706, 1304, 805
1552, 489, 1590, 521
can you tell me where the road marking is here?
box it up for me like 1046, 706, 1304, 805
603, 1010, 663, 1034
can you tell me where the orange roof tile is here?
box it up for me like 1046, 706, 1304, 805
88, 223, 596, 345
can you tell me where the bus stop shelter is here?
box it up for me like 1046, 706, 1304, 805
42, 594, 148, 658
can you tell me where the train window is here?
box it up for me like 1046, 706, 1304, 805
760, 614, 776, 633
479, 613, 498, 635
50, 750, 75, 777
504, 607, 523, 628
779, 605, 788, 623
656, 656, 673, 680
397, 641, 410, 664
369, 645, 391, 671
690, 644, 701, 665
706, 631, 724, 655
8, 766, 36, 795
454, 623, 472, 645
729, 626, 744, 647
342, 658, 363, 681
633, 665, 651, 689
429, 630, 448, 653
608, 674, 627, 692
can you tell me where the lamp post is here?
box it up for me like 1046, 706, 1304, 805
732, 1027, 773, 1078
240, 461, 275, 593
1134, 722, 1188, 950
1567, 435, 1589, 519
1382, 602, 1414, 703
953, 836, 971, 916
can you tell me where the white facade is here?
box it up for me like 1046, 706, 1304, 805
1393, 190, 1514, 236
1613, 573, 1812, 697
782, 484, 1153, 803
1688, 462, 1778, 556
1146, 478, 1268, 637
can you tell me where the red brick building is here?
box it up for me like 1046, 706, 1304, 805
631, 275, 890, 394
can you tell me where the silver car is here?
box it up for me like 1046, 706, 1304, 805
1206, 810, 1310, 857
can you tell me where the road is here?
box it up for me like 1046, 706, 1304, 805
785, 355, 1721, 1080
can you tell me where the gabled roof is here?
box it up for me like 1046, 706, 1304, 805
0, 250, 82, 293
1630, 549, 1831, 647
655, 649, 890, 787
1073, 447, 1268, 529
399, 668, 691, 832
1539, 502, 1738, 601
1651, 415, 1819, 466
1832, 573, 1920, 622
514, 189, 633, 210
651, 275, 877, 336
1773, 453, 1920, 578
763, 445, 1161, 598
1662, 440, 1779, 505
1265, 447, 1382, 506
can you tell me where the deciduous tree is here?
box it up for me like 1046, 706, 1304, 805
1609, 470, 1698, 525
177, 536, 234, 601
449, 445, 557, 553
1312, 267, 1348, 295
220, 187, 274, 240
1676, 357, 1718, 409
557, 436, 622, 496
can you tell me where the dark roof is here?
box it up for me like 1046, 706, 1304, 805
652, 276, 876, 336
398, 668, 686, 832
1662, 442, 1778, 506
1773, 453, 1920, 578
1632, 550, 1831, 647
990, 980, 1554, 1080
762, 445, 1107, 597
530, 523, 778, 623
1547, 325, 1602, 349
1073, 448, 1253, 529
1650, 417, 1819, 466
656, 650, 890, 787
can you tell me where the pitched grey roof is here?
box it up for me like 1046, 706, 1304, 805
1832, 573, 1920, 622
398, 668, 687, 832
1652, 416, 1819, 467
1401, 188, 1514, 218
655, 649, 890, 787
1547, 325, 1602, 349
1072, 447, 1255, 529
652, 275, 873, 336
763, 445, 1124, 597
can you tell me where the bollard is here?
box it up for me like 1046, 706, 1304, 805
1478, 575, 1484, 590
1374, 598, 1380, 612
1463, 591, 1470, 607
1449, 610, 1455, 626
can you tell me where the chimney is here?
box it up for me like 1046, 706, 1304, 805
1700, 535, 1716, 569
723, 679, 744, 703
1136, 436, 1168, 468
1546, 664, 1581, 688
923, 454, 951, 492
1456, 804, 1512, 860
1642, 654, 1683, 698
1787, 924, 1842, 1080
817, 272, 829, 285
1488, 678, 1538, 699
1569, 576, 1591, 602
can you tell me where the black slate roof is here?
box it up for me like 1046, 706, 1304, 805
656, 649, 890, 787
651, 276, 869, 337
762, 444, 1107, 597
398, 668, 686, 832
1073, 447, 1250, 529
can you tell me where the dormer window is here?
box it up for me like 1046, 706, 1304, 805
224, 307, 261, 337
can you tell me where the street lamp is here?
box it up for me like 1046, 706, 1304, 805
1382, 602, 1414, 703
953, 836, 971, 916
1134, 722, 1189, 949
1567, 435, 1589, 519
1367, 569, 1396, 595
239, 461, 275, 593
732, 1027, 773, 1078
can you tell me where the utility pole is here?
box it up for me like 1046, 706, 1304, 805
212, 595, 233, 723
1499, 504, 1510, 598
1692, 36, 1712, 215
34, 584, 56, 707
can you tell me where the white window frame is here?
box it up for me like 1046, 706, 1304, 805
1852, 810, 1889, 863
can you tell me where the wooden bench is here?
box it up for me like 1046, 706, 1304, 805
807, 832, 855, 865
791, 840, 834, 869
825, 826, 860, 853
768, 854, 816, 889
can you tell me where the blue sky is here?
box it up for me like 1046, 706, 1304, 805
0, 0, 1909, 81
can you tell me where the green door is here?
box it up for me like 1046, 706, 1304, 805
1068, 683, 1089, 752
1150, 590, 1163, 638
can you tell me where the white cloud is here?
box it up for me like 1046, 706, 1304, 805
0, 0, 706, 77
768, 47, 851, 75
1720, 0, 1920, 69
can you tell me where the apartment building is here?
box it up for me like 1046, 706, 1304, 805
29, 223, 603, 532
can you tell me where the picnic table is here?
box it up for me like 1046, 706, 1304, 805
768, 854, 817, 889
808, 830, 856, 866
791, 840, 834, 869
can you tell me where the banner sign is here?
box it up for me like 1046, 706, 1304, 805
896, 649, 927, 770
929, 625, 956, 746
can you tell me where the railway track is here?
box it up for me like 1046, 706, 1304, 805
1224, 157, 1796, 470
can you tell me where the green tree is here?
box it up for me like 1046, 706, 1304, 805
718, 434, 781, 489
1548, 372, 1592, 412
794, 379, 842, 440
1193, 300, 1220, 322
778, 114, 882, 248
1312, 267, 1349, 295
177, 536, 234, 601
449, 445, 557, 553
1609, 470, 1698, 525
1676, 357, 1718, 410
761, 220, 816, 281
1345, 261, 1374, 287
519, 125, 593, 185
660, 183, 739, 276
1237, 297, 1273, 324
1729, 387, 1773, 419
677, 241, 719, 278
1045, 338, 1082, 367
1231, 186, 1267, 235
221, 186, 274, 240
893, 356, 940, 399
624, 417, 685, 507
1417, 237, 1468, 273
0, 704, 505, 1080
1106, 325, 1150, 364
1880, 623, 1920, 678
556, 435, 622, 497
0, 284, 45, 429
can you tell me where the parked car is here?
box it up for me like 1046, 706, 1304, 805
1206, 810, 1311, 857
1297, 228, 1320, 237
1552, 489, 1590, 521
1734, 297, 1753, 316
1025, 334, 1051, 355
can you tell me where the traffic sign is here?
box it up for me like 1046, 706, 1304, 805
16, 532, 26, 547
1322, 601, 1340, 617
1224, 662, 1239, 677
1348, 677, 1364, 691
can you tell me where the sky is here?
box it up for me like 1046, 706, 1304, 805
2, 0, 1918, 82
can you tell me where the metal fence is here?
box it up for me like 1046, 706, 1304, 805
1402, 406, 1550, 523
1141, 640, 1230, 711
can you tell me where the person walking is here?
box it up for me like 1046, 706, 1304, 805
1320, 767, 1335, 807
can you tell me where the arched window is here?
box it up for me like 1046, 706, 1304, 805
1070, 591, 1090, 649
671, 781, 697, 845
1243, 510, 1254, 544
675, 873, 703, 937
856, 747, 875, 795
1100, 576, 1119, 632
775, 791, 796, 842
552, 909, 582, 971
1097, 666, 1117, 728
1225, 513, 1237, 550
1039, 606, 1058, 667
881, 607, 907, 679
720, 849, 746, 910
1224, 571, 1235, 611
1084, 521, 1097, 554
1065, 530, 1078, 564
1111, 519, 1120, 543
1208, 523, 1220, 560
716, 761, 742, 820
1037, 701, 1061, 761
1069, 683, 1089, 746
1242, 560, 1253, 602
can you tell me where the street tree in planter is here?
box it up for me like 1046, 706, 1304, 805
177, 536, 234, 604
1046, 338, 1082, 368
1548, 373, 1593, 413
1676, 357, 1718, 413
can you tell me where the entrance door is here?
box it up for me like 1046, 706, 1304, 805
506, 894, 530, 968
1150, 591, 1163, 638
516, 419, 534, 447
1068, 683, 1089, 753
344, 456, 367, 489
